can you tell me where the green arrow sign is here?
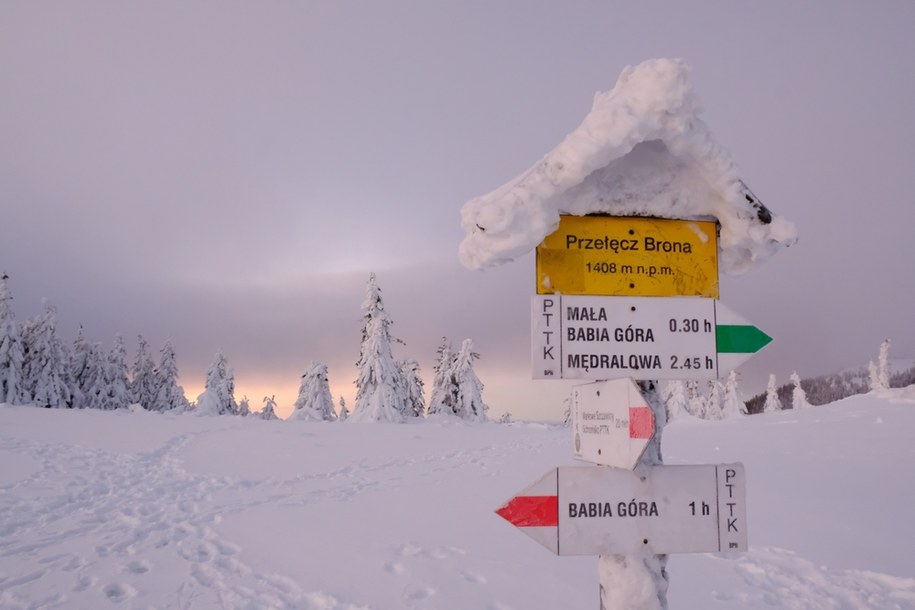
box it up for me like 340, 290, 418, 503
715, 301, 772, 374
716, 324, 772, 354
531, 296, 773, 380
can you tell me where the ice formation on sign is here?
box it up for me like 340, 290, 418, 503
459, 58, 797, 274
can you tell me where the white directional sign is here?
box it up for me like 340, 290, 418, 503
495, 464, 748, 556
571, 379, 654, 469
531, 295, 771, 380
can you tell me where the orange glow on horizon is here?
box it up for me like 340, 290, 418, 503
179, 378, 357, 420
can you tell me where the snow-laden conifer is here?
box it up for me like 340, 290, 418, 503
704, 380, 724, 420
686, 380, 705, 418
68, 327, 92, 408
452, 339, 488, 422
722, 370, 745, 418
130, 335, 158, 410
763, 374, 782, 413
868, 361, 880, 392
337, 396, 348, 421
154, 340, 189, 412
290, 361, 337, 421
427, 337, 457, 416
350, 274, 407, 423
237, 395, 251, 417
260, 395, 280, 420
791, 371, 809, 409
0, 273, 27, 405
878, 339, 891, 391
80, 342, 107, 409
21, 300, 70, 408
100, 335, 131, 410
399, 359, 425, 418
663, 380, 688, 421
195, 352, 237, 415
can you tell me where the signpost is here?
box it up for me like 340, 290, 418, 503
536, 216, 719, 298
532, 295, 771, 380
496, 464, 747, 556
500, 212, 766, 609
570, 378, 655, 469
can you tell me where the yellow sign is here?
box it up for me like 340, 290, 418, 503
536, 216, 719, 297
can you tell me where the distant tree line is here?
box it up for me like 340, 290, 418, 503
0, 272, 489, 422
744, 341, 914, 414
0, 273, 189, 412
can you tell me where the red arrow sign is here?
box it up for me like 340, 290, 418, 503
494, 469, 560, 553
495, 495, 558, 527
496, 464, 748, 556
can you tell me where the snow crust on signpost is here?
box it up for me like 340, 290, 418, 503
459, 58, 796, 275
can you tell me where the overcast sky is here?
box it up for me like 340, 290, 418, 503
2, 2, 913, 419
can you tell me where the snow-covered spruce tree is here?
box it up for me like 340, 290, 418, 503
153, 339, 189, 412
260, 395, 279, 420
663, 380, 688, 421
399, 358, 425, 418
350, 274, 408, 423
195, 352, 237, 415
290, 361, 337, 421
79, 342, 107, 409
68, 327, 92, 408
130, 335, 158, 410
237, 395, 251, 417
337, 396, 349, 421
790, 371, 809, 409
99, 335, 131, 410
704, 380, 723, 420
763, 374, 782, 413
722, 370, 745, 418
878, 339, 891, 391
499, 411, 513, 424
686, 380, 705, 418
21, 300, 70, 408
452, 338, 488, 422
427, 337, 457, 416
868, 361, 880, 392
0, 273, 27, 405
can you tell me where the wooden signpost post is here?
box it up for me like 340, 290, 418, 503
496, 214, 771, 609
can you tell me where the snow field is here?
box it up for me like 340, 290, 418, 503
1, 389, 914, 609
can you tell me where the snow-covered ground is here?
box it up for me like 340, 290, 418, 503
2, 389, 914, 609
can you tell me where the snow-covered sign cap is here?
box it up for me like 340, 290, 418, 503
459, 58, 796, 275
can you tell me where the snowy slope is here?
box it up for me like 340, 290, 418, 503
1, 390, 914, 609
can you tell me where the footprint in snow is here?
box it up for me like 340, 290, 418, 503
460, 569, 486, 584
123, 560, 151, 575
102, 582, 137, 603
403, 583, 435, 601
